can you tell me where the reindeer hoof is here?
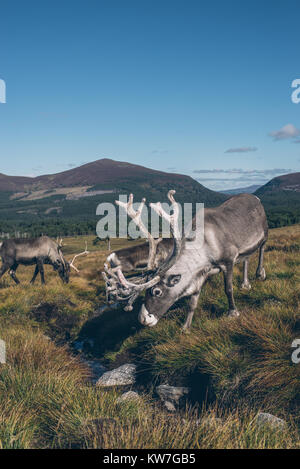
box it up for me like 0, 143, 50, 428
228, 309, 240, 318
256, 268, 266, 281
241, 282, 251, 290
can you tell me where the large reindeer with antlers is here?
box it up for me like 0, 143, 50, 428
0, 236, 89, 285
103, 190, 268, 329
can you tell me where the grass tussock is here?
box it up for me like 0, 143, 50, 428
0, 325, 299, 448
0, 227, 299, 448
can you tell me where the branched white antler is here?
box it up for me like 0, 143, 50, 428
70, 242, 89, 273
103, 190, 182, 311
150, 190, 182, 272
116, 194, 160, 270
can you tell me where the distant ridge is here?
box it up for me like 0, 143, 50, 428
254, 172, 300, 228
255, 172, 300, 195
0, 159, 227, 204
220, 184, 261, 195
0, 159, 228, 235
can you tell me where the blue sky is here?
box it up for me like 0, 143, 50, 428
0, 0, 300, 190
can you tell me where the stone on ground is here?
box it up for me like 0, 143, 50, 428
96, 363, 136, 387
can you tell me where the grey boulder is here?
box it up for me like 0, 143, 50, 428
116, 391, 140, 404
96, 363, 136, 387
256, 412, 287, 430
156, 385, 190, 404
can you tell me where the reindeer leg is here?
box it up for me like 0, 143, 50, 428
30, 264, 39, 284
241, 259, 251, 290
9, 263, 20, 285
256, 241, 266, 281
37, 259, 46, 285
182, 292, 200, 331
223, 263, 240, 318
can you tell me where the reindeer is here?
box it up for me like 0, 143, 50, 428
103, 190, 268, 329
106, 238, 173, 273
0, 236, 89, 285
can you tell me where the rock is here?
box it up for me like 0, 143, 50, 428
116, 391, 140, 404
156, 385, 190, 404
96, 363, 136, 387
164, 401, 177, 412
256, 412, 287, 430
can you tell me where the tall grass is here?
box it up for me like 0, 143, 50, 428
0, 226, 299, 448
0, 325, 299, 448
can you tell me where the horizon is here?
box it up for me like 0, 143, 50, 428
0, 0, 300, 190
0, 157, 298, 193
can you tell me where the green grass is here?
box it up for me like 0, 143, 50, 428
0, 225, 299, 448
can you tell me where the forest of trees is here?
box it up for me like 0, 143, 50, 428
0, 207, 299, 239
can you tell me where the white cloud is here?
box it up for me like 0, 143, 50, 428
193, 168, 291, 175
269, 123, 300, 141
192, 168, 293, 191
225, 147, 257, 153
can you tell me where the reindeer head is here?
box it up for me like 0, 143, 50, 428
57, 239, 89, 283
103, 190, 202, 326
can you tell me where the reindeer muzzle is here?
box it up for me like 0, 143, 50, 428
138, 304, 158, 327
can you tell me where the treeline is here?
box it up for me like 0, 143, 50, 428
267, 210, 300, 228
0, 203, 300, 238
0, 218, 98, 238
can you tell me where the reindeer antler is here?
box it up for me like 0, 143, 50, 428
69, 242, 89, 273
103, 190, 182, 311
150, 190, 182, 273
116, 194, 161, 270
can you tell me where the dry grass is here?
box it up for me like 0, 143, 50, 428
0, 325, 298, 448
0, 225, 299, 448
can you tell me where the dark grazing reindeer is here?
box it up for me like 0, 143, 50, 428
106, 238, 173, 273
103, 190, 268, 329
0, 236, 88, 285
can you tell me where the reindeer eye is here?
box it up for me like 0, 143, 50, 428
151, 287, 163, 297
167, 274, 181, 287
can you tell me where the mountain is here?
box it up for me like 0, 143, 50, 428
255, 172, 300, 195
0, 159, 228, 236
0, 159, 227, 201
255, 172, 300, 228
220, 184, 262, 195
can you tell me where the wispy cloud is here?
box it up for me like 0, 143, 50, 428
192, 168, 293, 191
269, 123, 300, 141
225, 147, 257, 153
193, 168, 291, 175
